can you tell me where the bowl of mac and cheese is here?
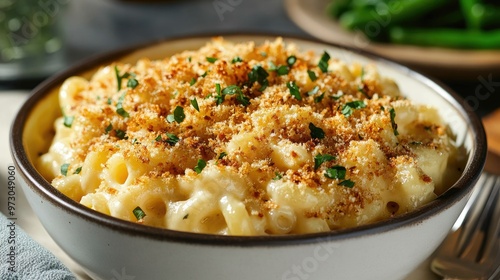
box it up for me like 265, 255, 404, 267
11, 35, 486, 280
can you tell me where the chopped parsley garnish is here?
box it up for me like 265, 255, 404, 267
410, 141, 423, 145
190, 98, 200, 112
287, 81, 302, 101
318, 51, 330, 73
287, 55, 297, 67
61, 163, 70, 176
116, 93, 129, 118
156, 133, 180, 146
341, 100, 366, 117
231, 56, 243, 63
114, 66, 139, 91
324, 165, 346, 180
331, 91, 343, 100
222, 85, 250, 106
127, 76, 139, 89
314, 154, 336, 170
339, 179, 355, 188
307, 86, 320, 96
132, 206, 146, 220
115, 129, 127, 140
218, 152, 227, 160
189, 77, 197, 86
206, 57, 218, 63
105, 123, 113, 134
214, 83, 225, 105
276, 65, 289, 76
307, 70, 317, 81
167, 106, 186, 123
248, 65, 269, 91
74, 166, 82, 175
309, 122, 325, 139
272, 172, 283, 180
63, 116, 74, 128
201, 71, 209, 78
164, 133, 180, 146
389, 108, 399, 136
194, 159, 206, 174
314, 93, 325, 103
107, 98, 112, 105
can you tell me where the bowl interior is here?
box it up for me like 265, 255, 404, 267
12, 34, 486, 242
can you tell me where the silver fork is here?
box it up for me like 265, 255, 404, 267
431, 172, 500, 280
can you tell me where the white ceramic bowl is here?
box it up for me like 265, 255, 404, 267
10, 35, 486, 280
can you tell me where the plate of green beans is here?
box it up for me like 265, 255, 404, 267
285, 0, 500, 80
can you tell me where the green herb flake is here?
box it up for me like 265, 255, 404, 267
276, 65, 289, 76
309, 122, 325, 140
260, 51, 267, 57
114, 66, 138, 91
318, 51, 330, 73
307, 70, 317, 81
206, 57, 218, 63
190, 98, 200, 112
155, 135, 163, 142
63, 116, 74, 128
287, 81, 302, 101
115, 129, 128, 140
194, 159, 207, 174
201, 71, 209, 78
218, 152, 227, 160
74, 166, 82, 175
248, 65, 270, 91
324, 165, 346, 180
107, 98, 112, 105
167, 106, 186, 124
272, 172, 283, 181
214, 83, 225, 105
105, 123, 113, 134
222, 85, 250, 106
183, 213, 189, 220
61, 163, 70, 176
116, 93, 130, 118
307, 86, 320, 96
165, 133, 179, 146
189, 77, 197, 86
314, 93, 325, 103
389, 108, 399, 136
287, 55, 297, 67
339, 179, 355, 188
132, 206, 146, 220
231, 56, 243, 63
314, 154, 336, 170
127, 76, 139, 89
341, 100, 366, 117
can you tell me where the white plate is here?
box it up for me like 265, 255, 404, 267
285, 0, 500, 80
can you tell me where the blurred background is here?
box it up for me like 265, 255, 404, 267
1, 1, 499, 278
1, 0, 499, 117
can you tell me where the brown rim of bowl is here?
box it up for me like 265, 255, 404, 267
10, 32, 487, 246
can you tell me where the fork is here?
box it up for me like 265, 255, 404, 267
430, 171, 500, 280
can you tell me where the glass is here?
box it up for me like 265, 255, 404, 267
0, 0, 68, 82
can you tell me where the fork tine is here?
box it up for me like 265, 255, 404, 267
457, 174, 498, 262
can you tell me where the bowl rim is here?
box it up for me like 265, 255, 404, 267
10, 32, 487, 246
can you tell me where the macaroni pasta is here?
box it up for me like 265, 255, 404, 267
37, 38, 461, 235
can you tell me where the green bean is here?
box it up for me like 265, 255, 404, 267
460, 0, 481, 29
338, 0, 452, 31
389, 27, 500, 49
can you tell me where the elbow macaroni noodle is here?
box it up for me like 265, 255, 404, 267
37, 37, 462, 235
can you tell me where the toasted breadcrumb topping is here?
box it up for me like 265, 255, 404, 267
44, 37, 459, 232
